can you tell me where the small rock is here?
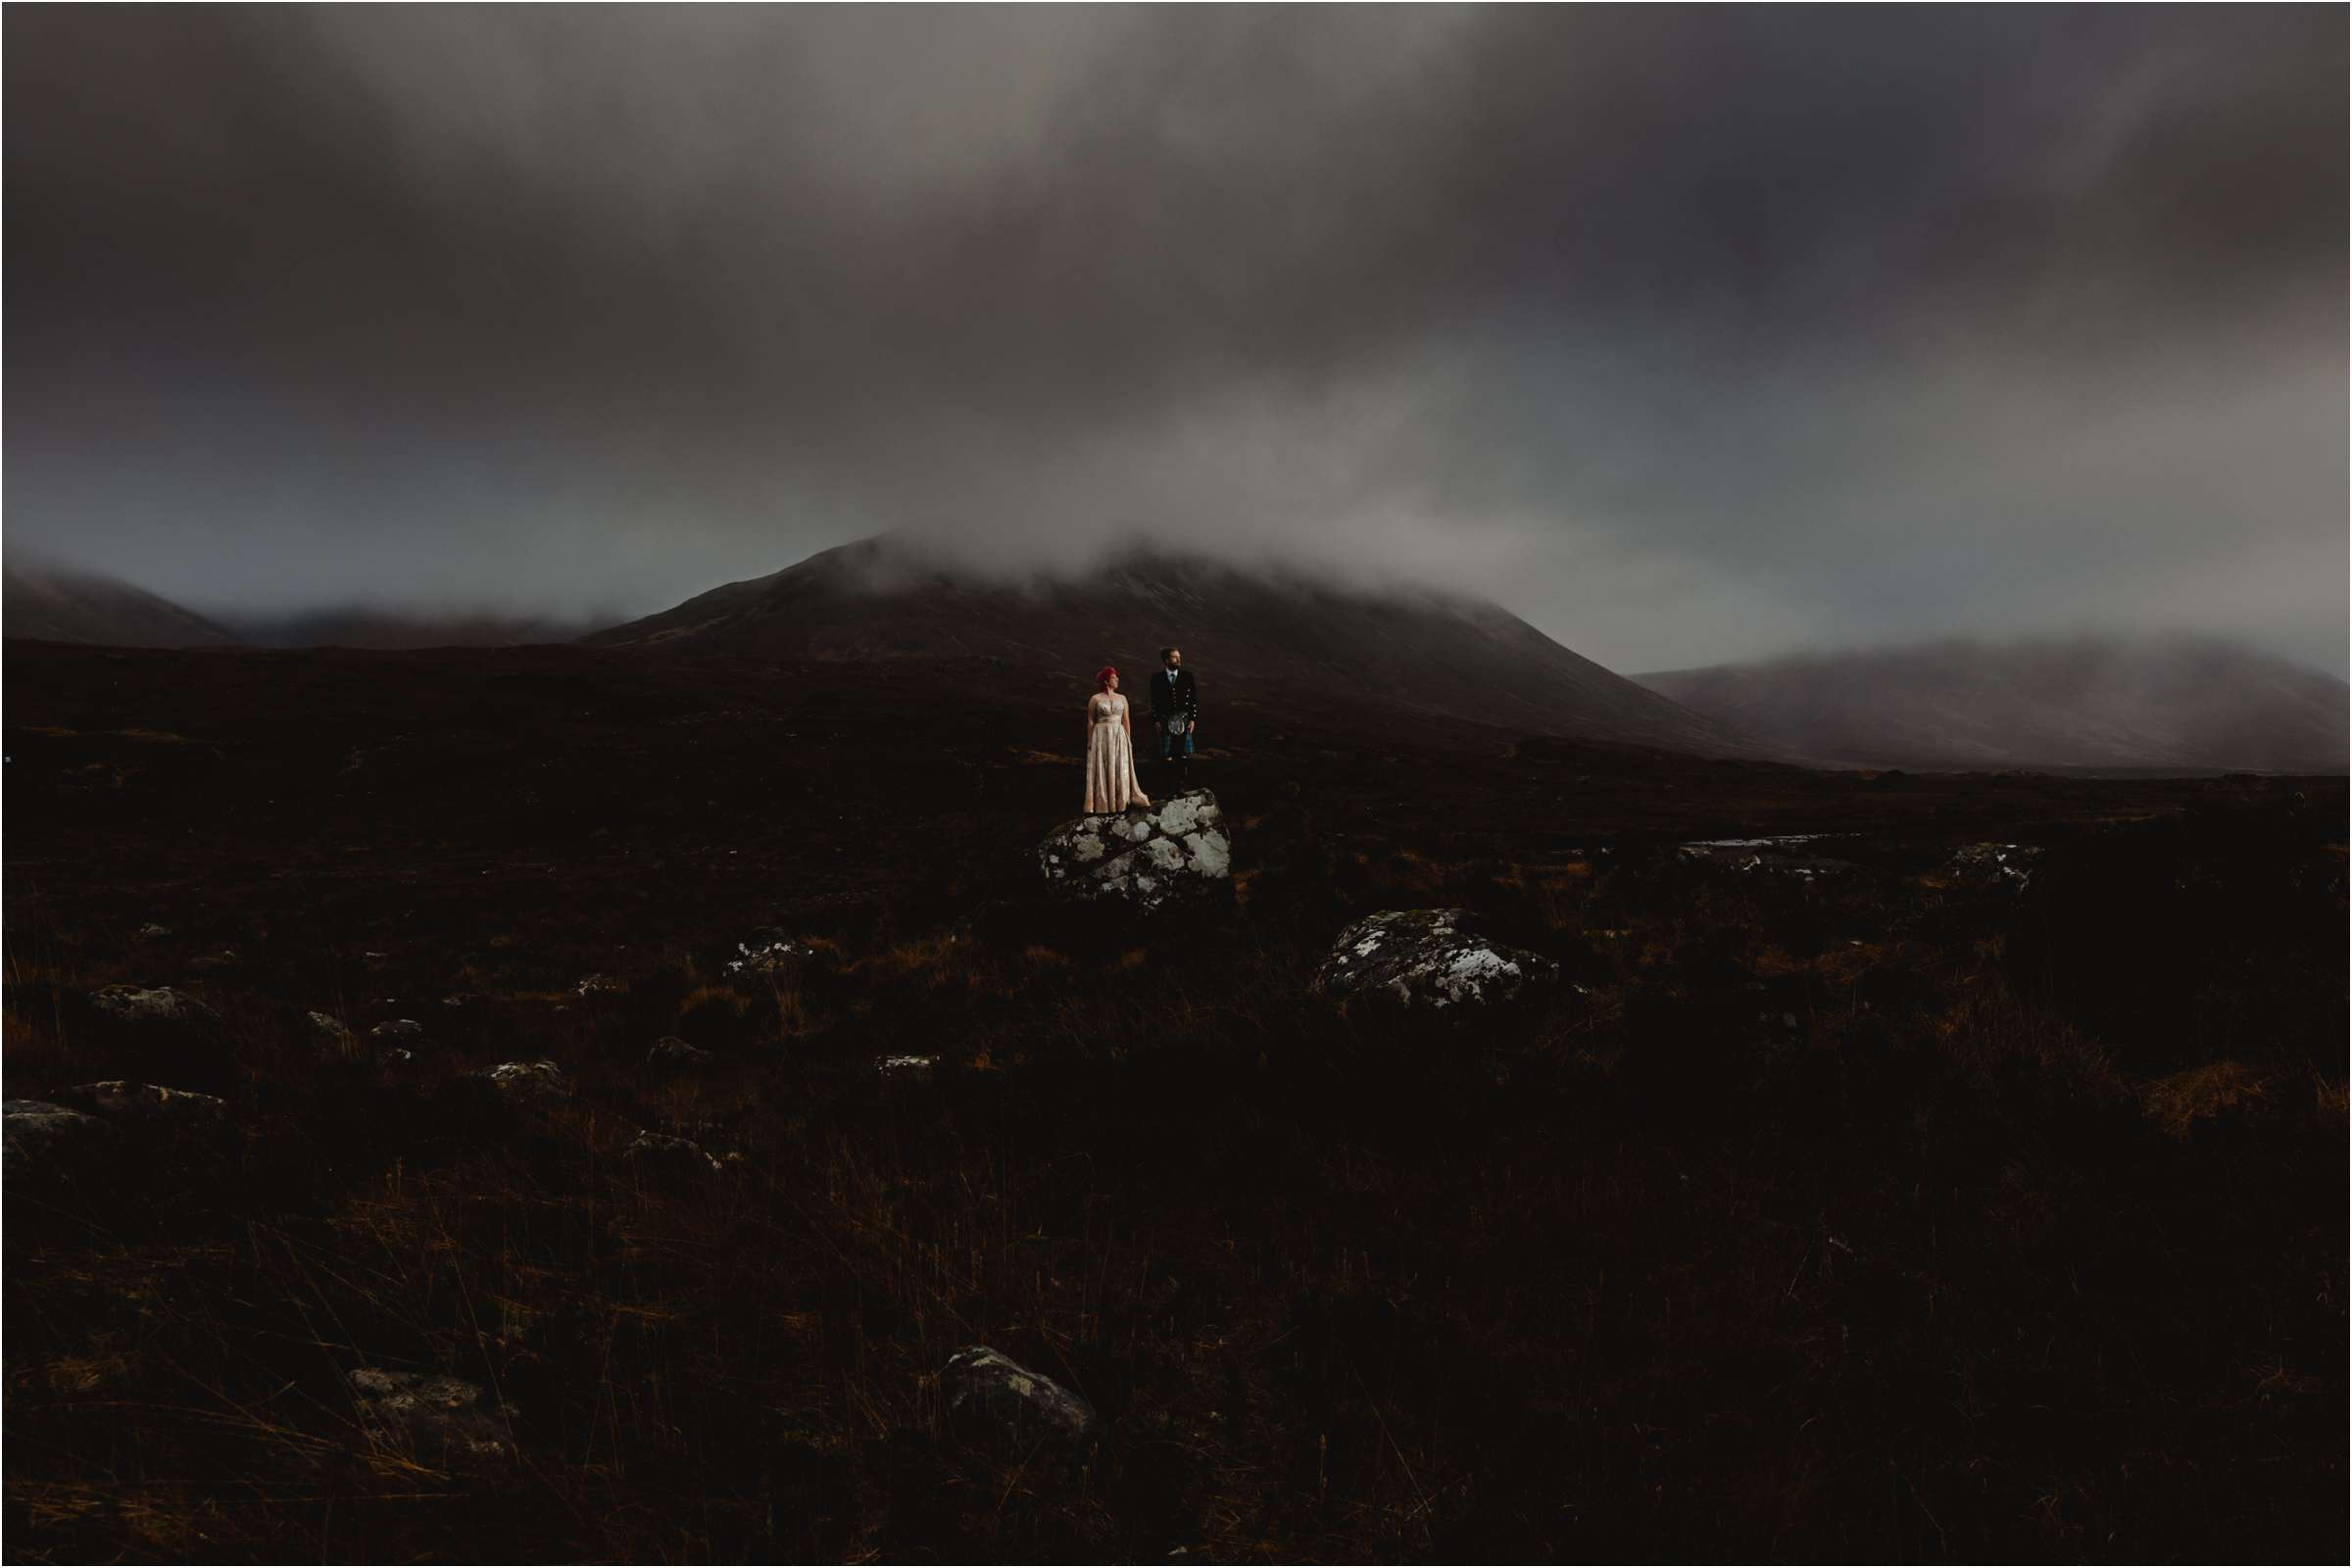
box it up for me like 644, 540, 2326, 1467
347, 1368, 517, 1470
575, 974, 624, 998
1677, 835, 1856, 879
942, 1346, 1102, 1459
370, 1019, 425, 1042
878, 1054, 939, 1078
48, 1081, 231, 1127
89, 984, 219, 1027
1312, 908, 1560, 1011
186, 949, 241, 973
465, 1060, 572, 1105
440, 993, 484, 1009
309, 1011, 358, 1050
645, 1036, 714, 1072
134, 923, 173, 942
2, 1100, 124, 1192
724, 931, 810, 978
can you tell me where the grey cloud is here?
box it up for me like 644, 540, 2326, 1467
4, 6, 2342, 672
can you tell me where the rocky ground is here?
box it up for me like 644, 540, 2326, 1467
4, 640, 2345, 1561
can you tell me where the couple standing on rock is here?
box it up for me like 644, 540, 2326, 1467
1084, 646, 1198, 813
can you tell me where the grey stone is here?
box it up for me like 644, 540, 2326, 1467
724, 930, 811, 978
3, 1100, 123, 1190
1312, 908, 1561, 1011
1038, 788, 1233, 914
309, 1010, 358, 1050
89, 984, 219, 1027
8, 1087, 233, 1203
646, 1036, 714, 1072
48, 1081, 230, 1127
623, 1130, 724, 1178
347, 1368, 517, 1470
370, 1019, 425, 1042
465, 1059, 572, 1105
942, 1345, 1102, 1458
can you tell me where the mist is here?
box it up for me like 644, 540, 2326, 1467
5, 7, 2343, 673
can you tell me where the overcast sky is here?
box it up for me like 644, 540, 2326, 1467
6, 6, 2344, 672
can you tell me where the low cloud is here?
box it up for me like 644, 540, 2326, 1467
5, 8, 2342, 671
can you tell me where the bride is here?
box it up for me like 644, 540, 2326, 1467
1084, 665, 1152, 813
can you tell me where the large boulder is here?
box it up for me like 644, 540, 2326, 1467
942, 1346, 1102, 1459
1037, 789, 1232, 914
1312, 908, 1560, 1011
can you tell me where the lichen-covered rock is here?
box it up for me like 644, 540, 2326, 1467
942, 1346, 1102, 1458
1038, 788, 1232, 914
309, 1010, 357, 1050
725, 930, 811, 979
348, 1368, 517, 1470
89, 984, 219, 1027
1312, 908, 1560, 1011
465, 1060, 572, 1105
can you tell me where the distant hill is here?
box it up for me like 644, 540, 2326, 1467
218, 607, 613, 650
1634, 635, 2349, 774
3, 562, 242, 649
583, 535, 1759, 756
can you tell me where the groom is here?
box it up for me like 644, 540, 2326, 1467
1149, 646, 1199, 793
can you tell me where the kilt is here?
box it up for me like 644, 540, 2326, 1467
1157, 714, 1197, 759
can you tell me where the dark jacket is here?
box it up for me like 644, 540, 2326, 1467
1149, 666, 1199, 721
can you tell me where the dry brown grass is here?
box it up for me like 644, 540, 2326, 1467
2141, 1059, 2273, 1139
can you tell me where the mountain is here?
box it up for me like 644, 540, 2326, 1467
1634, 635, 2349, 774
217, 607, 614, 650
583, 536, 1757, 755
3, 562, 242, 649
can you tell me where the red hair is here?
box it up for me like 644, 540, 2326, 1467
1094, 665, 1118, 691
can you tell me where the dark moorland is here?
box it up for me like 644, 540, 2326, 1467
4, 639, 2344, 1561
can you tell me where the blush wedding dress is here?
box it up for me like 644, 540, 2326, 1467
1084, 691, 1152, 813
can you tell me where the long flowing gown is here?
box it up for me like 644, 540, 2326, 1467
1084, 692, 1152, 813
